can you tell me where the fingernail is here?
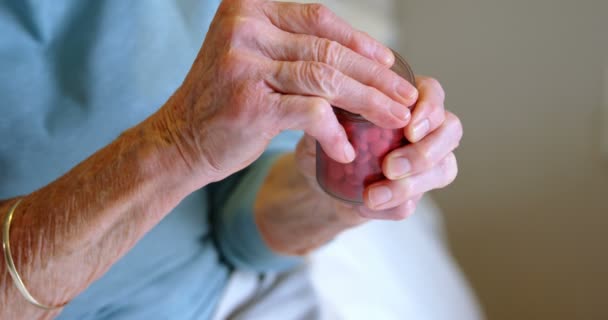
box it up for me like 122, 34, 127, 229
388, 157, 411, 179
369, 186, 393, 207
390, 104, 411, 122
397, 83, 418, 105
412, 119, 430, 141
375, 47, 394, 66
344, 143, 356, 162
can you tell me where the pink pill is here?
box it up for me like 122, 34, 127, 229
357, 152, 372, 164
358, 141, 369, 152
328, 163, 345, 181
370, 140, 390, 157
344, 164, 355, 175
363, 127, 382, 142
317, 49, 415, 204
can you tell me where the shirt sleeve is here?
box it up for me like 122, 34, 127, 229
207, 131, 304, 272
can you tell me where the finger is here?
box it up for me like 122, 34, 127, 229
405, 76, 447, 142
384, 111, 462, 180
268, 61, 411, 129
262, 1, 394, 66
274, 94, 355, 163
364, 153, 458, 210
259, 30, 418, 107
294, 134, 317, 178
357, 194, 423, 220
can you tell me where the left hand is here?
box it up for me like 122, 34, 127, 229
295, 75, 462, 221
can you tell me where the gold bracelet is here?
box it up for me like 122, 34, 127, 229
2, 198, 65, 310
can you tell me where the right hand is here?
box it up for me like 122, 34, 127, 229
157, 0, 418, 183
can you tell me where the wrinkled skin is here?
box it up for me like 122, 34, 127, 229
160, 0, 461, 224
159, 0, 419, 184
0, 1, 462, 318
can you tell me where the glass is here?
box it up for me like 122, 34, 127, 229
316, 50, 416, 204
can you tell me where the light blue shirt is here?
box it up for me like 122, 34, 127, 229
0, 1, 300, 318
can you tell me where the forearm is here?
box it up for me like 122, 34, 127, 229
254, 153, 367, 256
0, 106, 208, 319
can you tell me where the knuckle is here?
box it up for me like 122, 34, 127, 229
371, 64, 389, 80
306, 3, 333, 26
303, 62, 341, 97
425, 102, 446, 127
306, 98, 331, 123
446, 112, 464, 143
425, 76, 441, 88
315, 38, 343, 66
397, 179, 414, 199
412, 143, 433, 166
439, 153, 458, 187
433, 106, 447, 123
423, 77, 446, 100
445, 110, 458, 122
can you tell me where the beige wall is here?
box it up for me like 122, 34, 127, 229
395, 0, 608, 319
296, 0, 607, 318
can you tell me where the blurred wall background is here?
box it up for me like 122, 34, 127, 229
395, 0, 608, 319
296, 0, 607, 318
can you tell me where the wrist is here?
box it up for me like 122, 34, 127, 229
255, 154, 366, 255
299, 170, 370, 231
140, 97, 221, 192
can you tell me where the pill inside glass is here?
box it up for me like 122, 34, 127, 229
316, 50, 416, 204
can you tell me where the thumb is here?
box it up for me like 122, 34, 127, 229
294, 134, 319, 180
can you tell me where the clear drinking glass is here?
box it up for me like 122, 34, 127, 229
316, 50, 416, 204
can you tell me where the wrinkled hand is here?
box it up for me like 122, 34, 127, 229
157, 0, 417, 184
295, 76, 462, 221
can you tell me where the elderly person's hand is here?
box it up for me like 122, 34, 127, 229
295, 76, 461, 214
0, 1, 459, 317
256, 75, 462, 254
159, 0, 417, 185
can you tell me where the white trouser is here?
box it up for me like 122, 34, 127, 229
213, 197, 484, 320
